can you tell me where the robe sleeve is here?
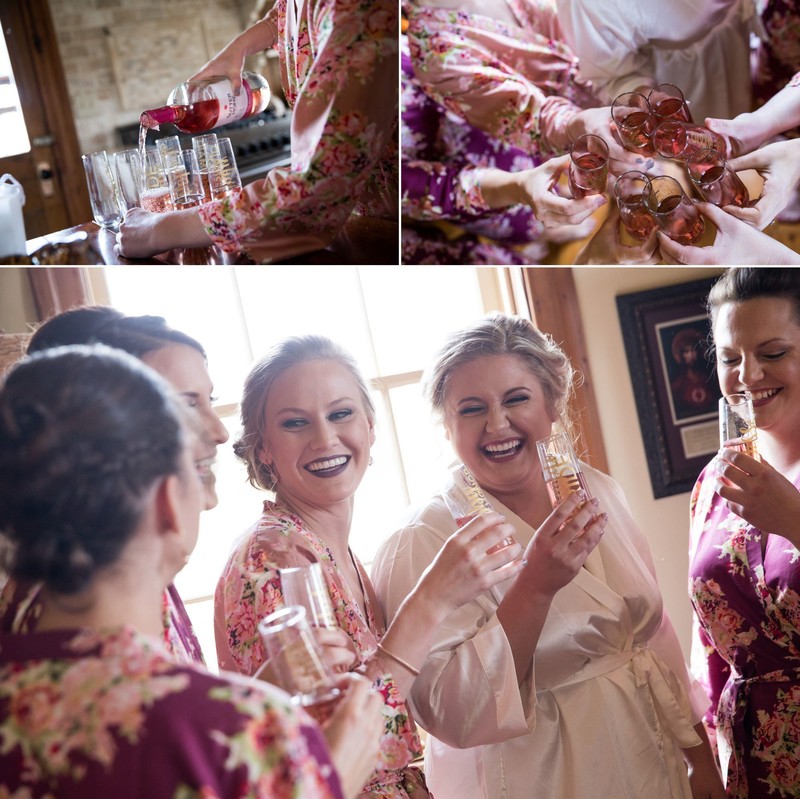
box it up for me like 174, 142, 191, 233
406, 18, 583, 156
198, 0, 398, 262
371, 516, 533, 749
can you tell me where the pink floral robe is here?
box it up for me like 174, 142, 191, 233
0, 625, 342, 799
689, 462, 800, 797
214, 500, 428, 799
404, 0, 598, 159
197, 0, 398, 263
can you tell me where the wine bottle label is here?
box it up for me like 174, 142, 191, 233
207, 79, 252, 125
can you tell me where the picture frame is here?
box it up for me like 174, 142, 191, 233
616, 276, 723, 499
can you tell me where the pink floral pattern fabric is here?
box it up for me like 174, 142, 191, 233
0, 625, 342, 799
0, 578, 205, 665
214, 500, 428, 799
689, 463, 800, 798
197, 0, 398, 263
404, 0, 598, 158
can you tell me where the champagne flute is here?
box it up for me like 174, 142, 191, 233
258, 605, 342, 724
441, 464, 515, 554
536, 432, 592, 507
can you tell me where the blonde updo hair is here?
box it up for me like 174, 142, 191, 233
234, 335, 376, 492
423, 312, 577, 435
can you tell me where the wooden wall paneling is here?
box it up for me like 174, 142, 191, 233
521, 268, 609, 473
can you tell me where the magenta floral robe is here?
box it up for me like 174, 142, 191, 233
214, 500, 428, 799
689, 462, 800, 798
197, 0, 398, 263
0, 625, 342, 799
0, 578, 205, 665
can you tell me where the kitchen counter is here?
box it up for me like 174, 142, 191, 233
24, 216, 399, 266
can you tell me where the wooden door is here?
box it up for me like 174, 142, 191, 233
0, 0, 90, 239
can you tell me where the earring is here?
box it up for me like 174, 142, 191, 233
369, 455, 374, 466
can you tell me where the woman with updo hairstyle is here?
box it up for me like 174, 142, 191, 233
0, 344, 382, 797
214, 333, 525, 799
0, 305, 229, 665
372, 312, 725, 799
689, 267, 800, 798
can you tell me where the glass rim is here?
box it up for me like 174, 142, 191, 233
721, 392, 753, 405
686, 147, 726, 182
613, 171, 651, 201
642, 175, 688, 215
258, 604, 308, 633
610, 92, 651, 124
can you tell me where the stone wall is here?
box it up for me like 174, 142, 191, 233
47, 0, 256, 154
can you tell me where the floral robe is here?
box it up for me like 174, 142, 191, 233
404, 0, 597, 157
689, 462, 800, 797
197, 0, 398, 263
0, 578, 205, 665
401, 36, 549, 265
0, 625, 342, 799
214, 500, 428, 799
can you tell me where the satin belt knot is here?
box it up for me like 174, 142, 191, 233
543, 645, 700, 748
716, 665, 800, 791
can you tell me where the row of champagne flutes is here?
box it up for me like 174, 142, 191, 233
81, 132, 242, 230
566, 82, 751, 246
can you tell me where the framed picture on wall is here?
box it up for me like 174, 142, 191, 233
616, 276, 723, 499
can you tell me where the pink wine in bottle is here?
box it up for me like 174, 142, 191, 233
141, 72, 270, 133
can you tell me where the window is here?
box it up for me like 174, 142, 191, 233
102, 265, 527, 670
0, 33, 30, 158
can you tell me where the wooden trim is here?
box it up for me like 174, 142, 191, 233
27, 268, 93, 321
521, 268, 609, 473
6, 0, 92, 227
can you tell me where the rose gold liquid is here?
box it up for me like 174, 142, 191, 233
568, 153, 608, 199
545, 471, 590, 507
297, 691, 342, 726
140, 187, 172, 213
723, 432, 760, 460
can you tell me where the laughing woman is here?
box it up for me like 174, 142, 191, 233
372, 312, 724, 799
214, 334, 525, 799
689, 267, 800, 797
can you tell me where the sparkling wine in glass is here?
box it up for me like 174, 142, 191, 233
258, 605, 342, 723
568, 134, 609, 199
613, 171, 656, 240
643, 175, 705, 244
719, 394, 760, 460
653, 120, 728, 162
610, 92, 655, 155
648, 83, 692, 124
536, 432, 592, 507
686, 148, 750, 208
